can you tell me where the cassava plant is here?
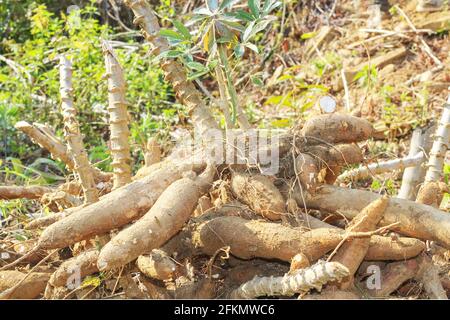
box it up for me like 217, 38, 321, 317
157, 0, 281, 128
3, 0, 450, 301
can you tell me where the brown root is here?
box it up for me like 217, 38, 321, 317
191, 216, 422, 263
230, 172, 285, 220
0, 185, 53, 200
300, 185, 450, 248
97, 166, 214, 270
416, 181, 449, 207
301, 113, 373, 145
330, 197, 389, 288
136, 249, 177, 281
0, 270, 50, 299
48, 249, 99, 287
38, 162, 201, 250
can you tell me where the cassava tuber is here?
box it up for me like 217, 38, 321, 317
301, 113, 373, 145
230, 172, 285, 220
38, 162, 202, 250
136, 249, 176, 281
0, 185, 53, 200
330, 197, 389, 288
300, 185, 450, 248
192, 216, 424, 263
0, 270, 50, 299
48, 249, 99, 287
97, 166, 215, 270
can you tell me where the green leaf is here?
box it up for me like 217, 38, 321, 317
219, 0, 242, 11
159, 29, 184, 41
188, 70, 210, 81
193, 7, 213, 16
265, 95, 282, 105
207, 0, 219, 12
300, 32, 317, 40
186, 61, 207, 71
270, 118, 291, 128
243, 21, 256, 42
243, 19, 271, 42
173, 20, 191, 40
207, 59, 219, 69
218, 19, 245, 32
276, 74, 293, 82
248, 0, 261, 18
81, 276, 102, 288
0, 73, 9, 83
251, 75, 263, 86
229, 10, 255, 22
244, 43, 259, 53
263, 0, 282, 15
158, 50, 184, 59
234, 44, 245, 58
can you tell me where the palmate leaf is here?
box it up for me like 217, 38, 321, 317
219, 0, 242, 11
217, 18, 245, 33
262, 0, 282, 16
158, 50, 184, 59
228, 10, 255, 22
159, 29, 185, 41
248, 0, 261, 18
188, 69, 210, 81
242, 19, 272, 42
193, 7, 213, 16
206, 0, 219, 12
172, 20, 191, 40
186, 61, 207, 72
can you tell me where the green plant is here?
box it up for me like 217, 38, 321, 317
0, 2, 174, 169
265, 65, 329, 115
353, 64, 378, 89
158, 0, 281, 127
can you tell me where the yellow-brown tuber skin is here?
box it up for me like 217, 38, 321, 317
192, 216, 424, 263
38, 163, 198, 250
416, 181, 448, 207
102, 41, 132, 189
0, 185, 53, 200
301, 113, 373, 145
97, 166, 214, 271
0, 271, 50, 299
48, 249, 99, 287
302, 185, 450, 248
231, 172, 285, 220
136, 249, 176, 281
331, 197, 389, 288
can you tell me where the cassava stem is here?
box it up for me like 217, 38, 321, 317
423, 95, 450, 183
102, 40, 132, 189
398, 127, 432, 200
230, 260, 349, 299
59, 56, 98, 204
14, 121, 75, 170
336, 152, 424, 183
124, 0, 219, 138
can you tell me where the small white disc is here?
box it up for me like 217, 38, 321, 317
319, 96, 336, 113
